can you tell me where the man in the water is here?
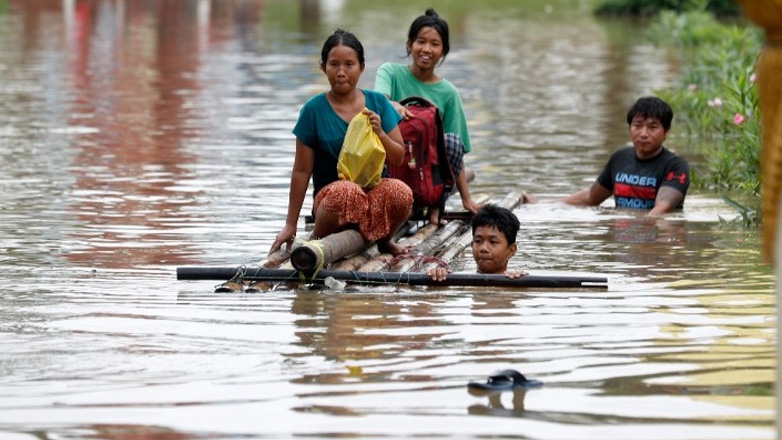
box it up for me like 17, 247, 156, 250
561, 96, 690, 215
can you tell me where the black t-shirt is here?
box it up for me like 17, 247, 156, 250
597, 146, 690, 210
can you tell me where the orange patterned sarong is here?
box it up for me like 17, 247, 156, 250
314, 178, 413, 242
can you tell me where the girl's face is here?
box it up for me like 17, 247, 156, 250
321, 44, 364, 96
409, 26, 443, 70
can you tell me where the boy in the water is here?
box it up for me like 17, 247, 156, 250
427, 204, 526, 280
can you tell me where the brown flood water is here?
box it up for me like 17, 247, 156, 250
0, 1, 774, 439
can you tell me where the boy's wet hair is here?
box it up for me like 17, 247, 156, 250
321, 29, 365, 67
406, 8, 450, 62
471, 204, 520, 244
626, 96, 674, 131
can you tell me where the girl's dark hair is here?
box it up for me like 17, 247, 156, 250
471, 204, 520, 244
406, 8, 450, 62
626, 96, 674, 131
320, 29, 365, 66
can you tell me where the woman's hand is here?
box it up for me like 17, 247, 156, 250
269, 223, 297, 254
363, 108, 384, 136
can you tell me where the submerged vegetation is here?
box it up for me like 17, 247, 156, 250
595, 0, 762, 225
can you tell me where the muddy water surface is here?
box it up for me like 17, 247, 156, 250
0, 1, 773, 439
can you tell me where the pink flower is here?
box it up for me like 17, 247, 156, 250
733, 113, 746, 125
708, 97, 723, 108
750, 72, 757, 83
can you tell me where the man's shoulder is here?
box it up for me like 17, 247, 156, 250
609, 145, 636, 160
661, 146, 687, 159
660, 146, 690, 167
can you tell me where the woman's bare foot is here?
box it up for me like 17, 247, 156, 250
427, 205, 444, 226
378, 238, 412, 256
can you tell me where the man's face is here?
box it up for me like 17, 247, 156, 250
629, 115, 667, 160
471, 225, 517, 274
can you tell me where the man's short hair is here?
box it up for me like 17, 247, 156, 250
626, 96, 674, 131
471, 204, 520, 244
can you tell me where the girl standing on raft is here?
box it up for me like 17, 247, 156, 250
375, 8, 481, 223
269, 30, 413, 256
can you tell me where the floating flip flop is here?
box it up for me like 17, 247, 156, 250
468, 369, 543, 391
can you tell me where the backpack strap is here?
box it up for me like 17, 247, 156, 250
399, 96, 435, 108
433, 106, 455, 222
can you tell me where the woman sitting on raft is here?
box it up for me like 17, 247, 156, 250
269, 29, 413, 257
375, 8, 481, 223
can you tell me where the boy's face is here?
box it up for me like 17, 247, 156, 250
471, 225, 517, 274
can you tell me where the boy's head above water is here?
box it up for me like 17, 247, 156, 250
470, 204, 520, 274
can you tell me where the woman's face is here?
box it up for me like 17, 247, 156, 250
321, 44, 364, 96
409, 26, 443, 70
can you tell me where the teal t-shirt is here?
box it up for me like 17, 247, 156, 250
293, 89, 402, 197
374, 62, 471, 152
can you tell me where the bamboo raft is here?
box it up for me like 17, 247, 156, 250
177, 187, 609, 290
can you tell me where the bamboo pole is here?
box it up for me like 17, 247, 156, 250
353, 223, 439, 271
389, 220, 465, 272
329, 221, 415, 271
289, 229, 370, 272
177, 267, 608, 288
262, 249, 291, 268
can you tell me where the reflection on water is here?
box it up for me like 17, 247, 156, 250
0, 1, 773, 439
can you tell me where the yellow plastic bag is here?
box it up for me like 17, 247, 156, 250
337, 110, 386, 189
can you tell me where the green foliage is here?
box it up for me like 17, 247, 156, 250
648, 10, 726, 45
594, 0, 740, 16
650, 11, 762, 225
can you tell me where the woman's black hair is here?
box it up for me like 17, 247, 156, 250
320, 29, 365, 67
471, 204, 520, 245
406, 8, 450, 63
626, 96, 674, 131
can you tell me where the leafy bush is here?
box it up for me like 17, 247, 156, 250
594, 0, 740, 17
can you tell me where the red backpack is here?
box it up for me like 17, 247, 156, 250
387, 96, 455, 211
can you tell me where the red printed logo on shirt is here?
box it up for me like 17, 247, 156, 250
665, 171, 687, 184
